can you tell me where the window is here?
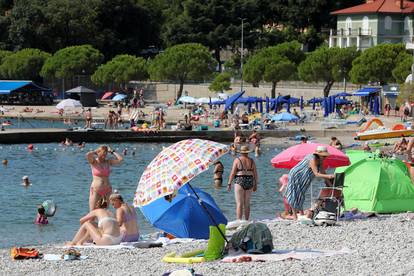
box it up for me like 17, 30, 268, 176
384, 16, 392, 30
362, 16, 369, 30
346, 17, 352, 29
404, 16, 410, 31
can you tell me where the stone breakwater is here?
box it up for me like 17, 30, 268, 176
2, 214, 414, 275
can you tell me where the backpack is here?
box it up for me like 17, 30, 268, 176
227, 223, 273, 254
313, 211, 337, 226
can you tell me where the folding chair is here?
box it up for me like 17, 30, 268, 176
318, 172, 345, 220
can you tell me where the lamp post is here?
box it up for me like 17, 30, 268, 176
240, 18, 246, 92
405, 42, 414, 83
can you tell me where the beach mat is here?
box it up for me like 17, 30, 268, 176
222, 248, 352, 263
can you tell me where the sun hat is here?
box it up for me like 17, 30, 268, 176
22, 176, 29, 180
314, 145, 330, 157
236, 145, 253, 154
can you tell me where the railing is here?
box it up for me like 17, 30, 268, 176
330, 28, 372, 36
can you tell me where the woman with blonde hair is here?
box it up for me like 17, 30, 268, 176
67, 198, 122, 246
110, 192, 140, 242
86, 145, 123, 211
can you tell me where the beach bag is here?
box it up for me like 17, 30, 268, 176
10, 247, 41, 259
227, 223, 273, 254
314, 211, 337, 226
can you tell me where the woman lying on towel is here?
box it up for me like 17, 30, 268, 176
67, 198, 122, 246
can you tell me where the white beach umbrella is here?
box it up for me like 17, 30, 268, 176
56, 99, 82, 109
177, 96, 196, 104
195, 97, 210, 104
217, 93, 229, 100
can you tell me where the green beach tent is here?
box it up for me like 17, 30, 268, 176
341, 156, 414, 213
335, 150, 372, 173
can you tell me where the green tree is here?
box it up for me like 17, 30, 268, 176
397, 83, 414, 106
149, 43, 216, 99
392, 52, 412, 84
92, 54, 148, 89
350, 44, 406, 85
41, 45, 103, 79
244, 41, 304, 97
209, 72, 231, 92
299, 46, 359, 97
0, 48, 50, 81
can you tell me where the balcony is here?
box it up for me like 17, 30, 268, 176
330, 28, 372, 37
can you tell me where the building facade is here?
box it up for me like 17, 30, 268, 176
329, 0, 414, 50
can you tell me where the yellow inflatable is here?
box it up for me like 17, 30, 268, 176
162, 250, 205, 264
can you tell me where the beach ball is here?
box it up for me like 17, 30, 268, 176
42, 200, 57, 217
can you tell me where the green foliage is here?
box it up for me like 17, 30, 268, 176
41, 45, 103, 79
209, 72, 231, 92
0, 48, 50, 80
350, 44, 406, 85
0, 49, 11, 63
244, 41, 304, 97
397, 83, 414, 106
299, 46, 359, 97
149, 43, 216, 98
91, 55, 148, 88
392, 52, 412, 84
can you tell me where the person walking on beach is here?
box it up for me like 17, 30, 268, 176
86, 146, 123, 211
110, 192, 140, 242
284, 146, 334, 220
213, 161, 224, 188
67, 198, 122, 246
227, 145, 258, 221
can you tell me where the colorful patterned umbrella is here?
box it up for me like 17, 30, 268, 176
134, 139, 229, 207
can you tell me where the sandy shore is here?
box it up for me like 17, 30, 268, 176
2, 214, 414, 275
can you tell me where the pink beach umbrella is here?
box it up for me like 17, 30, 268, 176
271, 143, 350, 169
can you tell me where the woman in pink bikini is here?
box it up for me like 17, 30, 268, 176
86, 145, 123, 211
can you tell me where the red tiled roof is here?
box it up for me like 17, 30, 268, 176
331, 0, 414, 15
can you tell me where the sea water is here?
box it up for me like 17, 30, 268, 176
0, 142, 326, 248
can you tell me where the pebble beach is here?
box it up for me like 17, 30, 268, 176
2, 213, 414, 275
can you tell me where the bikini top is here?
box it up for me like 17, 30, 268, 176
98, 216, 117, 228
91, 161, 111, 177
236, 157, 254, 176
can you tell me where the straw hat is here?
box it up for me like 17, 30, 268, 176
237, 145, 253, 154
314, 146, 330, 157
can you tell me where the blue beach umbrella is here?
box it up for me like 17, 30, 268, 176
112, 94, 127, 101
374, 96, 380, 115
224, 91, 245, 111
271, 112, 298, 122
334, 92, 352, 97
259, 97, 263, 113
265, 97, 270, 113
140, 185, 227, 239
300, 96, 304, 111
248, 102, 252, 113
323, 97, 329, 117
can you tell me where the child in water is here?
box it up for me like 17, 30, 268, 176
34, 206, 48, 225
278, 174, 292, 219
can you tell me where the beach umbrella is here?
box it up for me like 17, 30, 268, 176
56, 99, 82, 109
259, 97, 263, 113
323, 97, 328, 117
271, 143, 350, 169
224, 91, 245, 111
271, 112, 298, 122
178, 96, 196, 104
134, 139, 229, 240
374, 96, 380, 115
195, 97, 210, 104
265, 97, 270, 113
340, 156, 414, 213
217, 93, 229, 100
112, 94, 127, 101
101, 92, 114, 100
248, 102, 252, 113
274, 98, 279, 113
334, 92, 352, 97
140, 185, 227, 239
300, 96, 304, 111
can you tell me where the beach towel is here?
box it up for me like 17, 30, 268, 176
222, 248, 352, 263
43, 254, 88, 261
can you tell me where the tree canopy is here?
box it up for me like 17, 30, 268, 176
298, 46, 359, 97
350, 44, 406, 85
40, 45, 103, 80
91, 54, 148, 89
392, 52, 412, 84
209, 72, 232, 92
0, 48, 50, 81
244, 41, 304, 97
149, 43, 216, 99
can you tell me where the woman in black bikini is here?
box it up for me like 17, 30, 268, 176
213, 161, 224, 188
227, 145, 258, 220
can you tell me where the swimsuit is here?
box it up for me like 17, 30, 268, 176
90, 161, 112, 197
120, 208, 140, 242
98, 217, 122, 245
234, 158, 255, 190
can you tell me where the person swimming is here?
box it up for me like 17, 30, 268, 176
34, 205, 48, 225
22, 176, 31, 186
2, 159, 7, 166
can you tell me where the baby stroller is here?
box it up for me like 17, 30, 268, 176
314, 173, 345, 226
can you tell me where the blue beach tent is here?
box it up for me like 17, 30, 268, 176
140, 185, 227, 239
271, 112, 298, 122
224, 91, 245, 111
